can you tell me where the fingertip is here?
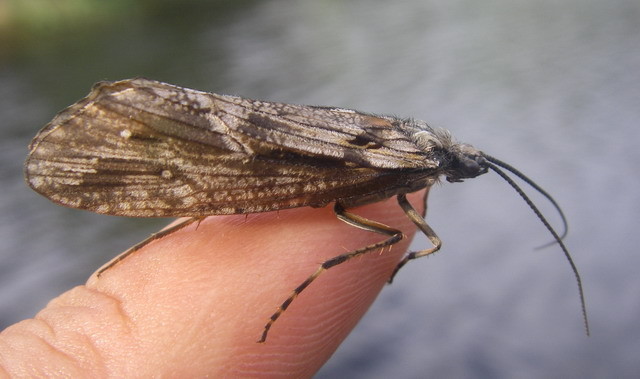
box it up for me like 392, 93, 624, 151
3, 190, 429, 376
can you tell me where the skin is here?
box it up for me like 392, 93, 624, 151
0, 190, 426, 377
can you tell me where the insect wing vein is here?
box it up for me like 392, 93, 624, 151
25, 79, 434, 217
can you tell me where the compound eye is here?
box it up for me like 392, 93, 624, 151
460, 157, 482, 177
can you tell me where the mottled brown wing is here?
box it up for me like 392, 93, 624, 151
208, 93, 433, 170
63, 78, 435, 169
25, 78, 436, 217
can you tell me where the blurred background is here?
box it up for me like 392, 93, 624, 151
1, 0, 638, 377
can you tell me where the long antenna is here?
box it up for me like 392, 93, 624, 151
482, 154, 568, 245
483, 158, 589, 336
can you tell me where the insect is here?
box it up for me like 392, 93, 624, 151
25, 78, 588, 342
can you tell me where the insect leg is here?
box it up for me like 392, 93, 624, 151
96, 216, 204, 277
258, 202, 404, 343
388, 193, 442, 283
